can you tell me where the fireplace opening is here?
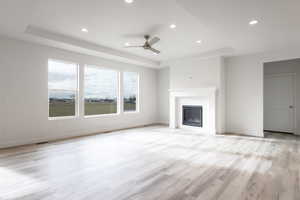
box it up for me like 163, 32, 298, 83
182, 105, 203, 127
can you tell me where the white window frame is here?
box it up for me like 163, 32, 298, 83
83, 65, 120, 118
123, 71, 140, 114
48, 59, 79, 120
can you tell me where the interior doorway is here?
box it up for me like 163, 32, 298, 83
263, 59, 299, 135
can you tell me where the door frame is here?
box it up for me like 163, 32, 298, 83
263, 72, 297, 134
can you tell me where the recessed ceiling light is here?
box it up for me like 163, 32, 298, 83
81, 28, 88, 32
196, 40, 202, 44
125, 42, 130, 46
170, 24, 176, 29
125, 0, 134, 3
249, 20, 258, 25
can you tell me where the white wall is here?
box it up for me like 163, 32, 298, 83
168, 56, 226, 133
264, 59, 300, 135
0, 37, 158, 148
225, 55, 264, 137
169, 57, 222, 89
157, 67, 169, 124
225, 50, 300, 137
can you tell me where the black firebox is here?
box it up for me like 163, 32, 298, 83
182, 105, 203, 127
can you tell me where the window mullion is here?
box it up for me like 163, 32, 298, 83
119, 71, 124, 115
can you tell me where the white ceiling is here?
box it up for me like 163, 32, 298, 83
1, 0, 300, 67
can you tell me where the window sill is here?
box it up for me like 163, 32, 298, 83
48, 116, 78, 120
123, 111, 139, 114
84, 113, 119, 118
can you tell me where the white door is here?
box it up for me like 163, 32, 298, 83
264, 74, 295, 133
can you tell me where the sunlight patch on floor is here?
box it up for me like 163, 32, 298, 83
0, 167, 48, 199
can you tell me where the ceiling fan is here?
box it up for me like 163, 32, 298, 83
125, 35, 161, 54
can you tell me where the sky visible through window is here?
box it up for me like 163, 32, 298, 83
48, 60, 77, 99
48, 61, 138, 100
84, 66, 118, 99
123, 72, 138, 99
48, 60, 77, 90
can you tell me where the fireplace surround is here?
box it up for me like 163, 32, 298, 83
169, 88, 217, 135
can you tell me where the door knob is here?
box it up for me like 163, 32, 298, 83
289, 105, 294, 109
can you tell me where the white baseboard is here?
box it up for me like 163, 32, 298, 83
224, 129, 264, 138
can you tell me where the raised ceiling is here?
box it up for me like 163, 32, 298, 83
1, 0, 300, 67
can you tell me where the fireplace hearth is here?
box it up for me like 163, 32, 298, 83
182, 105, 203, 127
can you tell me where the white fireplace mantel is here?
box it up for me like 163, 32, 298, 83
169, 87, 217, 135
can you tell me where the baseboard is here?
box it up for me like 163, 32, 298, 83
220, 132, 264, 138
264, 130, 294, 134
0, 123, 158, 150
155, 122, 169, 126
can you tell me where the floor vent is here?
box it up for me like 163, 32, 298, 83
36, 141, 49, 145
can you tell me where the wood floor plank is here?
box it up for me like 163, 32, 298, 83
0, 126, 300, 200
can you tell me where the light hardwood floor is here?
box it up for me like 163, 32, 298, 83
0, 126, 300, 200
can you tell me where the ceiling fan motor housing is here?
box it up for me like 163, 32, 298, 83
144, 35, 150, 40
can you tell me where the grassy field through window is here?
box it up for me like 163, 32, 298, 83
50, 102, 137, 117
124, 102, 136, 112
49, 101, 75, 117
85, 102, 117, 115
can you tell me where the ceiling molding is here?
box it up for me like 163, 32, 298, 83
25, 25, 160, 68
160, 47, 235, 66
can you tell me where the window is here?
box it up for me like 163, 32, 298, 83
123, 72, 139, 112
84, 66, 119, 116
48, 60, 78, 118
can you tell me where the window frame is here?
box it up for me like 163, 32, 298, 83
48, 59, 79, 120
123, 71, 140, 114
83, 65, 121, 118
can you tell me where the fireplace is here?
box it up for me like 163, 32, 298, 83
182, 105, 203, 127
169, 88, 216, 134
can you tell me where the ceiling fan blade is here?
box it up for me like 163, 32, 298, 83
148, 37, 160, 46
149, 47, 160, 54
124, 45, 144, 48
